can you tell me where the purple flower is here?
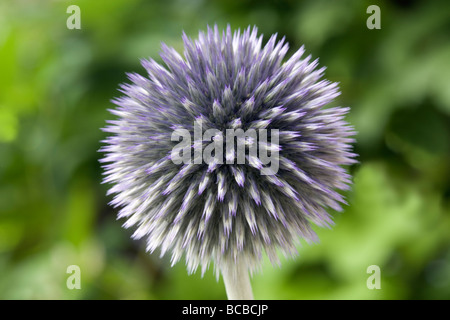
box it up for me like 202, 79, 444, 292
100, 25, 357, 276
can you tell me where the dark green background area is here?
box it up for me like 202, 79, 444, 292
0, 0, 449, 299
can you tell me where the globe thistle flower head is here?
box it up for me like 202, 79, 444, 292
100, 25, 357, 276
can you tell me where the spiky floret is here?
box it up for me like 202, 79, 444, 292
100, 25, 357, 275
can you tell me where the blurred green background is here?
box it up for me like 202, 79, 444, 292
1, 0, 449, 300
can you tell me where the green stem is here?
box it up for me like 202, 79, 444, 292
221, 262, 254, 300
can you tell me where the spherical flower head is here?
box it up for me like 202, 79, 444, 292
100, 25, 357, 276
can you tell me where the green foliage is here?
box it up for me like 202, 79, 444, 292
0, 0, 449, 299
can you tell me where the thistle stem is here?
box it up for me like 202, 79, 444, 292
221, 262, 254, 300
